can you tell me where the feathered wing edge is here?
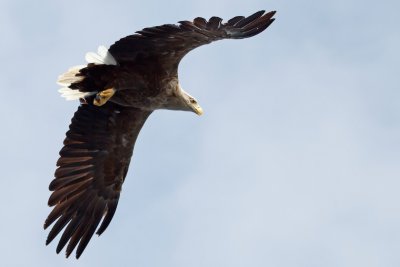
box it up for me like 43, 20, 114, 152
177, 10, 276, 40
44, 102, 151, 258
108, 10, 276, 65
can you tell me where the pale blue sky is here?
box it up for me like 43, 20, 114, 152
0, 0, 399, 266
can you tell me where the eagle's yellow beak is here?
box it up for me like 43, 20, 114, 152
192, 104, 203, 116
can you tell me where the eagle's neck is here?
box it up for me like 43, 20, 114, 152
157, 79, 192, 112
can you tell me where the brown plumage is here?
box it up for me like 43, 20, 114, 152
45, 10, 276, 259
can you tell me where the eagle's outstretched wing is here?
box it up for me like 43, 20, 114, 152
109, 10, 276, 70
44, 102, 151, 258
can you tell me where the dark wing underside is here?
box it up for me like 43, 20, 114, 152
109, 10, 276, 71
44, 102, 151, 258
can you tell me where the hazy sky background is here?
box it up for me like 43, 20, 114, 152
0, 0, 399, 266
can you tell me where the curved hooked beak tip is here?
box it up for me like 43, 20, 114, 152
192, 104, 203, 116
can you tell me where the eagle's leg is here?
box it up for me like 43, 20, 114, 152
93, 88, 116, 106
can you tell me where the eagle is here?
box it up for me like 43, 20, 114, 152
44, 10, 276, 259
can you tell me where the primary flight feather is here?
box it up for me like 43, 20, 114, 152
45, 10, 276, 259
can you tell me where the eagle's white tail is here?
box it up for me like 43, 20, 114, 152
57, 46, 117, 101
85, 46, 117, 65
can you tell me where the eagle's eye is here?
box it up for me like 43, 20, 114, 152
190, 98, 197, 104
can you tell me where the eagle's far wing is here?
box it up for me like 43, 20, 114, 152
108, 10, 276, 70
44, 102, 151, 259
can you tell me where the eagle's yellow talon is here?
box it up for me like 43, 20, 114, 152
93, 88, 116, 106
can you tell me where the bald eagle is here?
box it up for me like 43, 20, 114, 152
44, 10, 276, 258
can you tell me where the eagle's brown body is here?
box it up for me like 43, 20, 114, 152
45, 10, 276, 259
72, 63, 182, 110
